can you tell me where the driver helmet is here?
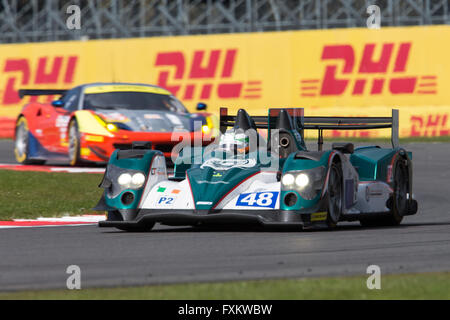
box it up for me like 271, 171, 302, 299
218, 130, 250, 154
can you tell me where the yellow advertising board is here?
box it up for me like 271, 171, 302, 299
0, 25, 449, 138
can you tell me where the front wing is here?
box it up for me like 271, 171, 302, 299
97, 205, 337, 229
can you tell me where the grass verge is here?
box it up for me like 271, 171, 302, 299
0, 170, 103, 220
1, 272, 449, 300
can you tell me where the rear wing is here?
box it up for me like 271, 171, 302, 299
219, 108, 304, 132
18, 89, 67, 99
219, 107, 399, 150
304, 109, 399, 150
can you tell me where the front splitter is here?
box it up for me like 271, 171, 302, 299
98, 209, 312, 228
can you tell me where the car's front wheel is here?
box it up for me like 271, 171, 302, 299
68, 120, 83, 166
326, 162, 343, 229
14, 117, 45, 165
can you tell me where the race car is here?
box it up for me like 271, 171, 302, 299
14, 83, 215, 166
95, 107, 418, 231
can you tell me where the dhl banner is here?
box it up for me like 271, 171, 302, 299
0, 25, 449, 138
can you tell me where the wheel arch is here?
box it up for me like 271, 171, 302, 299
14, 114, 26, 140
393, 148, 413, 202
321, 151, 345, 198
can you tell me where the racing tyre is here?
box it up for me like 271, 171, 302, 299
360, 159, 408, 227
14, 117, 45, 165
68, 120, 83, 166
389, 159, 408, 225
326, 162, 343, 229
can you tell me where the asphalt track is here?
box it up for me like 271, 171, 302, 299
0, 139, 449, 291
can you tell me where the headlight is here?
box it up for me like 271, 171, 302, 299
117, 172, 146, 189
281, 166, 326, 200
281, 173, 295, 186
295, 173, 309, 188
202, 125, 211, 134
131, 173, 146, 188
118, 173, 132, 186
106, 123, 119, 132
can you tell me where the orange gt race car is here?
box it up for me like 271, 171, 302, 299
14, 83, 216, 166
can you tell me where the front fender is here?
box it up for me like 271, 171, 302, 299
280, 150, 334, 211
94, 149, 166, 218
71, 110, 113, 137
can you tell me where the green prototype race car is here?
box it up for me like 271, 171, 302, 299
94, 107, 418, 231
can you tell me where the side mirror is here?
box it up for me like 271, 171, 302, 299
196, 102, 207, 111
52, 100, 64, 108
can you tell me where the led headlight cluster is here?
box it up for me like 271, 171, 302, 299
281, 166, 326, 200
117, 172, 146, 189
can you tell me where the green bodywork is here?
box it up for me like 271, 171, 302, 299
350, 146, 412, 182
103, 149, 162, 210
187, 165, 260, 210
280, 151, 331, 210
100, 109, 408, 214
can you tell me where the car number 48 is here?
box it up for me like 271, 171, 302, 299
236, 192, 278, 208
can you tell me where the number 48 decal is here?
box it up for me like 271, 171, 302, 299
236, 192, 279, 208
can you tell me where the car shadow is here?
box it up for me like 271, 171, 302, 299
100, 220, 450, 234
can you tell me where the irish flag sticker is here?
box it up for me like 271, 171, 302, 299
157, 186, 166, 193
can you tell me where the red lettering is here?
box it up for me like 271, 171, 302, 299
3, 59, 30, 105
352, 79, 366, 95
371, 79, 384, 94
321, 66, 349, 95
389, 77, 417, 94
321, 45, 355, 73
359, 43, 393, 73
410, 116, 424, 137
200, 84, 213, 99
183, 84, 195, 100
155, 52, 185, 95
221, 49, 237, 78
393, 43, 411, 72
320, 45, 354, 96
217, 83, 242, 98
64, 56, 78, 83
35, 57, 63, 84
189, 50, 220, 79
426, 115, 441, 137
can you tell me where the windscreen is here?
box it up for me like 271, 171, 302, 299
83, 91, 188, 113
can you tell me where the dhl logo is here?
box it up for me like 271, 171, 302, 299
323, 113, 450, 138
410, 114, 449, 137
155, 49, 262, 101
300, 42, 437, 97
1, 56, 78, 105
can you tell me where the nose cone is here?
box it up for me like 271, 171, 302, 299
187, 164, 260, 211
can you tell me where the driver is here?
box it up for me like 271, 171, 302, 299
218, 130, 250, 155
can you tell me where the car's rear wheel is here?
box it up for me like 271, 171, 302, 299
14, 117, 45, 165
326, 162, 343, 229
68, 120, 83, 166
389, 159, 408, 225
360, 159, 408, 227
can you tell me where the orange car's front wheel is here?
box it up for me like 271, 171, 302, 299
68, 120, 83, 166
